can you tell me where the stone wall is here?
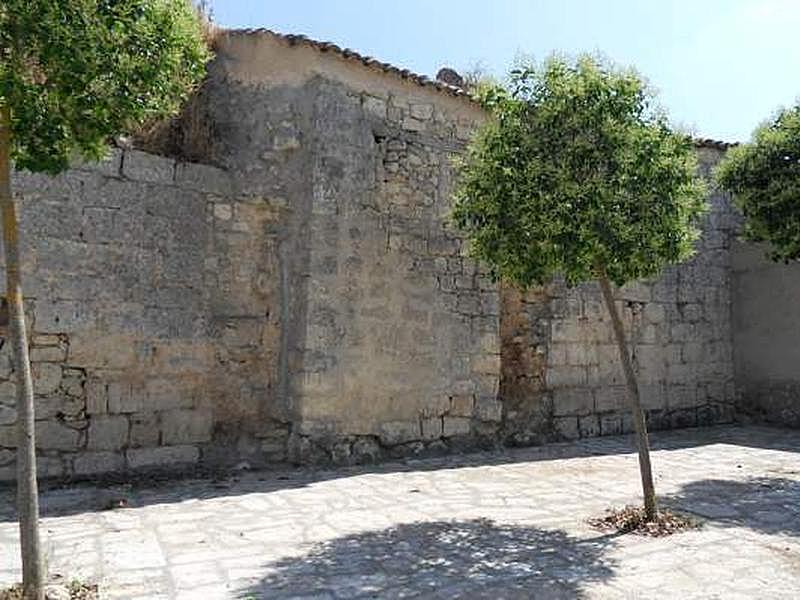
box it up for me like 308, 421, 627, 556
732, 241, 800, 426
499, 147, 739, 444
1, 149, 289, 480
0, 30, 771, 480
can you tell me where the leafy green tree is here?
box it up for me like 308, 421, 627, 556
716, 105, 800, 262
453, 55, 707, 521
0, 2, 209, 597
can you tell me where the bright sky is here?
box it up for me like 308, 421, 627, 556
208, 0, 800, 143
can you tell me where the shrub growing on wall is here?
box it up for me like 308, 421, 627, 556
453, 54, 707, 520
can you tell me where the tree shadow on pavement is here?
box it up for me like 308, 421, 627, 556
237, 518, 618, 599
664, 476, 800, 536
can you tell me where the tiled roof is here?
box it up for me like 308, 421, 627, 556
223, 28, 473, 101
222, 28, 736, 149
694, 138, 738, 150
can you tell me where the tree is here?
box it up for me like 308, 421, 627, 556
716, 105, 800, 262
453, 55, 707, 521
0, 2, 209, 597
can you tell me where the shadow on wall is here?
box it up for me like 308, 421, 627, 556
665, 476, 800, 537
235, 519, 618, 599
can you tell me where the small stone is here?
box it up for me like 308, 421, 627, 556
44, 584, 70, 600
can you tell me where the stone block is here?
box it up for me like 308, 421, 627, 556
643, 303, 666, 324
471, 353, 500, 375
546, 365, 587, 388
85, 379, 107, 414
402, 116, 425, 132
578, 415, 600, 438
36, 420, 81, 451
35, 395, 83, 420
122, 149, 175, 183
108, 381, 143, 414
682, 342, 704, 364
476, 397, 502, 422
554, 416, 579, 440
587, 361, 624, 386
130, 413, 160, 447
352, 438, 381, 464
594, 386, 626, 412
61, 368, 85, 397
552, 388, 593, 417
363, 96, 387, 118
442, 417, 471, 437
145, 379, 194, 411
378, 421, 419, 446
420, 417, 442, 440
126, 445, 199, 469
0, 405, 16, 426
0, 381, 14, 405
174, 161, 232, 195
37, 456, 64, 479
160, 409, 213, 444
73, 451, 125, 476
668, 408, 698, 429
67, 333, 136, 368
449, 394, 474, 417
88, 415, 129, 451
35, 299, 90, 334
600, 414, 622, 436
633, 346, 666, 383
0, 448, 13, 466
409, 103, 434, 120
667, 384, 698, 409
32, 363, 61, 395
551, 320, 581, 343
30, 344, 67, 363
639, 383, 666, 410
0, 425, 14, 446
619, 281, 651, 302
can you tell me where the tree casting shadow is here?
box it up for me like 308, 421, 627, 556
237, 518, 617, 599
665, 476, 800, 537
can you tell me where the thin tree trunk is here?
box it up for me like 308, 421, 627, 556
0, 105, 44, 599
596, 263, 658, 520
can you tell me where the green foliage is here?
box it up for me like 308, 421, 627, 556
0, 0, 211, 174
716, 106, 800, 262
453, 55, 708, 288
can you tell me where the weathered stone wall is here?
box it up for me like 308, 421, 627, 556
190, 31, 500, 464
499, 147, 739, 443
732, 241, 800, 426
1, 30, 766, 480
1, 149, 289, 480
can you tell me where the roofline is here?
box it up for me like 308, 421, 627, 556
219, 28, 477, 104
217, 29, 737, 150
694, 138, 738, 150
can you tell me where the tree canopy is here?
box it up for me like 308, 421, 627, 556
0, 0, 210, 174
716, 105, 800, 263
453, 54, 707, 288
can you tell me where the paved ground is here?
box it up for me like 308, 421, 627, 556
1, 425, 799, 599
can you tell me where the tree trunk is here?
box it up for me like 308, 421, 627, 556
0, 105, 44, 599
596, 264, 658, 520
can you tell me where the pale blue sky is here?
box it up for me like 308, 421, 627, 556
208, 0, 800, 142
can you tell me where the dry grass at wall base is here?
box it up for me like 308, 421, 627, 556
588, 505, 701, 537
0, 577, 98, 600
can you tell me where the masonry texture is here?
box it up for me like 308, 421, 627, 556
0, 30, 772, 480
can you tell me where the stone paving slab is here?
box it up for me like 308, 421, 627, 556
1, 425, 799, 599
